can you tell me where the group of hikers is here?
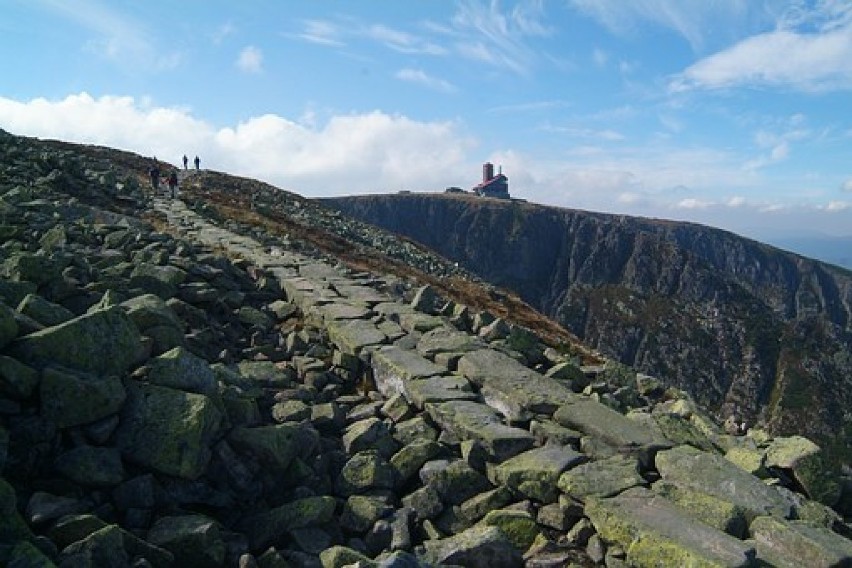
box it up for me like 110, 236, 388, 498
148, 154, 201, 198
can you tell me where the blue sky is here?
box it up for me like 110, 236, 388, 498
2, 0, 852, 244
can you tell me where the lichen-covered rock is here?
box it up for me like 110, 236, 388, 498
5, 540, 54, 567
653, 481, 748, 538
764, 436, 840, 507
336, 450, 397, 496
11, 306, 141, 375
0, 303, 19, 352
490, 444, 586, 503
241, 496, 336, 550
0, 476, 32, 544
116, 382, 225, 479
390, 439, 443, 485
17, 293, 75, 327
423, 459, 492, 505
481, 509, 539, 550
146, 346, 217, 396
457, 349, 575, 417
750, 515, 852, 568
59, 523, 128, 568
147, 514, 225, 568
371, 345, 445, 398
425, 400, 534, 462
3, 253, 64, 286
557, 454, 645, 501
655, 444, 793, 520
40, 367, 126, 429
319, 545, 377, 568
418, 524, 523, 568
53, 445, 125, 487
120, 293, 184, 331
228, 424, 300, 471
0, 355, 38, 400
343, 417, 398, 458
46, 514, 108, 550
585, 487, 756, 568
340, 495, 393, 533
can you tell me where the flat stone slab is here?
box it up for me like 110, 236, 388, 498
313, 301, 372, 322
281, 276, 340, 308
489, 445, 586, 503
370, 345, 446, 398
425, 400, 535, 462
585, 487, 756, 567
332, 284, 388, 305
299, 262, 346, 280
750, 516, 852, 567
457, 350, 577, 418
558, 455, 646, 500
416, 327, 488, 359
553, 397, 663, 450
655, 445, 792, 520
327, 319, 388, 354
405, 375, 478, 409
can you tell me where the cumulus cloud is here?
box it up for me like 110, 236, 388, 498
0, 93, 475, 195
672, 22, 852, 92
237, 46, 263, 73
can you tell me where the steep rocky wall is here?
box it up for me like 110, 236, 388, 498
323, 193, 852, 465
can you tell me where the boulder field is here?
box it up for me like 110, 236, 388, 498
0, 131, 851, 567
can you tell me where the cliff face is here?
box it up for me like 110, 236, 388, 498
324, 193, 852, 464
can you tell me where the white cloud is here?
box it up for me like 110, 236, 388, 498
297, 19, 345, 47
672, 23, 852, 92
395, 69, 456, 93
366, 24, 446, 55
843, 179, 852, 192
592, 47, 608, 67
824, 200, 851, 211
676, 198, 714, 209
237, 46, 263, 74
0, 93, 475, 195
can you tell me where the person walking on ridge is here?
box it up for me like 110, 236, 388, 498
148, 160, 160, 192
182, 154, 188, 170
167, 170, 178, 199
193, 155, 200, 170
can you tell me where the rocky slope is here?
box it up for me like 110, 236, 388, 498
0, 129, 851, 567
323, 193, 852, 466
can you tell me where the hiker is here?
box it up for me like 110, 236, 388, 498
182, 154, 188, 169
194, 155, 200, 170
167, 171, 178, 198
148, 160, 160, 191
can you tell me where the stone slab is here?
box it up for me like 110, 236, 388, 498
405, 375, 478, 409
554, 397, 663, 450
655, 445, 792, 520
425, 400, 535, 462
370, 345, 446, 398
586, 487, 756, 568
327, 319, 388, 355
457, 350, 577, 418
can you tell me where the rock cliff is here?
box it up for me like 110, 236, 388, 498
0, 129, 851, 567
324, 193, 852, 466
